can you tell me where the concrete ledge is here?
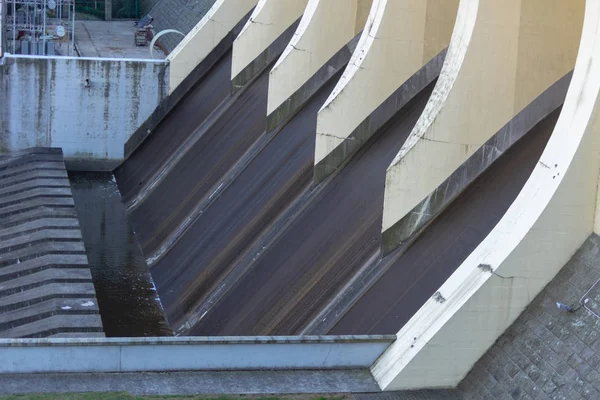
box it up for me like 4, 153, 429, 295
0, 335, 395, 373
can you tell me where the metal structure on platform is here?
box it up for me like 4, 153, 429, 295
4, 0, 74, 56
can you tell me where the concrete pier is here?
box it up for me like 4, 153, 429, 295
0, 148, 103, 338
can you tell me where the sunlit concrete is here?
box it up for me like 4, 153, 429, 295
167, 0, 257, 93
267, 0, 372, 117
314, 0, 458, 179
372, 0, 598, 390
382, 0, 584, 246
231, 0, 308, 82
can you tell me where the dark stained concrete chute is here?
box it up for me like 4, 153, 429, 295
328, 107, 561, 335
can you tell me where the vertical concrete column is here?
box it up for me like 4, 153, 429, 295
167, 0, 258, 93
231, 0, 309, 86
314, 0, 459, 181
372, 0, 597, 390
381, 0, 584, 253
105, 0, 112, 20
266, 0, 372, 120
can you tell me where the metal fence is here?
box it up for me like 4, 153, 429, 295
76, 0, 140, 19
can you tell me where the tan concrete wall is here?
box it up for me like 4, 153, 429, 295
382, 0, 584, 235
231, 0, 309, 81
315, 0, 458, 167
372, 0, 598, 390
167, 0, 257, 93
267, 0, 373, 116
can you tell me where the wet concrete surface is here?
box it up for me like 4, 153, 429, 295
115, 50, 232, 207
329, 107, 561, 335
123, 61, 270, 259
185, 81, 437, 336
70, 172, 171, 337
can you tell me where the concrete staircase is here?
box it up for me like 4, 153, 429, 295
0, 148, 104, 338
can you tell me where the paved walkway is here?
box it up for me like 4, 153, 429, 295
457, 234, 600, 399
74, 20, 165, 59
0, 370, 380, 395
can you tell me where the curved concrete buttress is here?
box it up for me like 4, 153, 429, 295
314, 0, 459, 182
167, 0, 258, 93
231, 0, 309, 87
381, 0, 585, 253
371, 0, 600, 390
266, 0, 373, 126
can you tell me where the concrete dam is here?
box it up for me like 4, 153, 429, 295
115, 0, 574, 341
5, 0, 600, 395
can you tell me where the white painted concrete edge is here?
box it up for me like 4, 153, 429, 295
0, 336, 394, 373
315, 0, 458, 166
380, 0, 477, 233
167, 0, 258, 93
382, 0, 584, 235
371, 0, 600, 390
267, 0, 363, 115
231, 0, 308, 80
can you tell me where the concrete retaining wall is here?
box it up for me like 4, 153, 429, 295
0, 55, 169, 170
0, 335, 394, 373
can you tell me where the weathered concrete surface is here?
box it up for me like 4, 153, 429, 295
0, 55, 168, 169
167, 0, 257, 93
0, 148, 103, 338
314, 0, 459, 182
314, 49, 446, 183
330, 108, 560, 337
373, 0, 600, 388
126, 64, 270, 262
0, 370, 381, 395
382, 0, 585, 252
382, 71, 572, 254
267, 0, 372, 116
232, 18, 300, 92
117, 17, 313, 271
0, 335, 394, 374
231, 0, 308, 85
180, 79, 434, 337
120, 13, 248, 162
116, 50, 233, 204
266, 33, 360, 132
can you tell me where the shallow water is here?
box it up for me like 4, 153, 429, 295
69, 172, 172, 337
